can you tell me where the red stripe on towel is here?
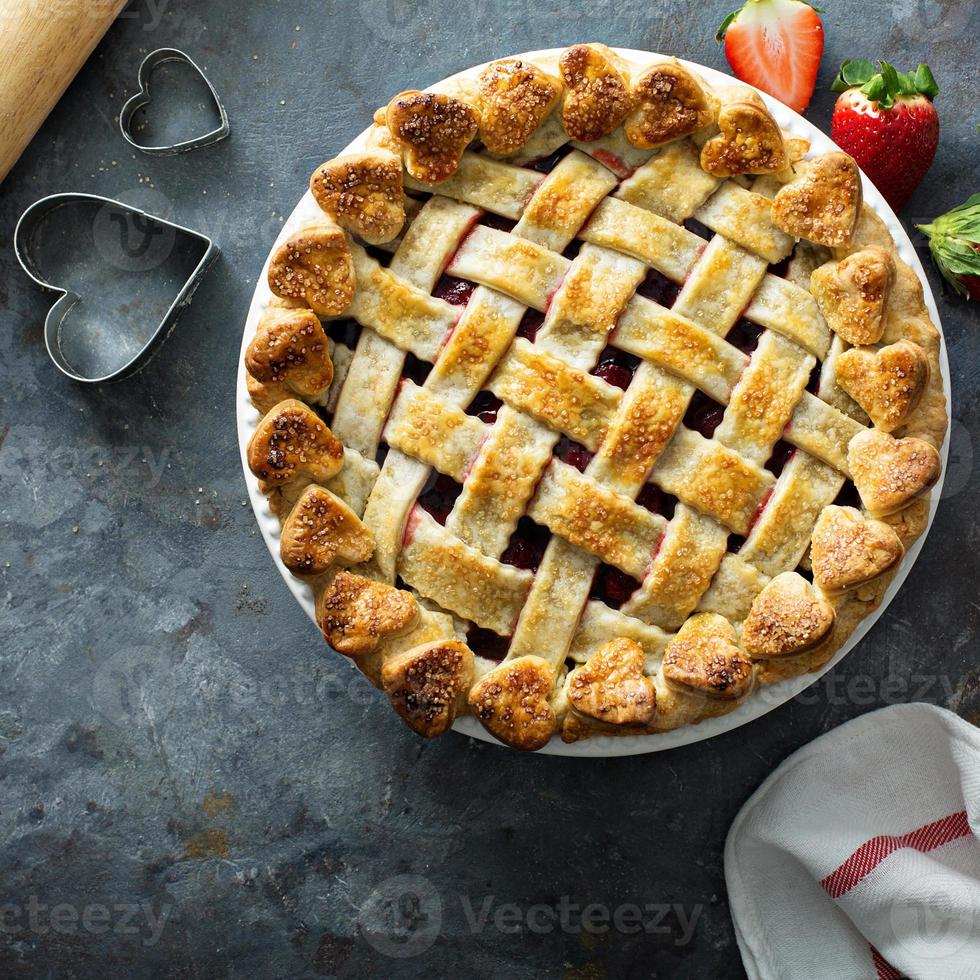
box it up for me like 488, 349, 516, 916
820, 810, 970, 899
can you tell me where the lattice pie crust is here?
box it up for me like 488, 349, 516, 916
243, 45, 946, 750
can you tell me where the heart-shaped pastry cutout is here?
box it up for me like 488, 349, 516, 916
558, 43, 633, 142
699, 100, 788, 177
662, 613, 754, 700
772, 152, 862, 247
310, 151, 406, 245
835, 340, 930, 432
246, 399, 344, 488
267, 224, 355, 316
246, 307, 333, 401
468, 655, 558, 751
119, 48, 230, 155
811, 505, 904, 594
566, 637, 656, 725
742, 572, 835, 657
318, 571, 419, 657
385, 90, 479, 184
280, 486, 374, 577
848, 429, 941, 517
810, 247, 895, 345
475, 59, 562, 155
382, 639, 475, 737
624, 61, 719, 149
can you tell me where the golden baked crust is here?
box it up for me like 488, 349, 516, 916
475, 59, 562, 155
385, 90, 479, 184
699, 100, 788, 177
564, 637, 656, 725
742, 572, 835, 657
624, 61, 719, 149
280, 485, 374, 576
318, 571, 419, 657
836, 340, 930, 432
810, 247, 895, 345
310, 150, 406, 245
246, 399, 344, 488
245, 307, 333, 399
558, 43, 633, 142
468, 656, 558, 751
242, 47, 949, 750
848, 429, 941, 517
811, 505, 904, 595
267, 225, 355, 316
772, 152, 862, 247
382, 640, 474, 737
662, 614, 754, 700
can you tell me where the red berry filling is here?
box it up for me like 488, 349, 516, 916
767, 255, 792, 278
555, 436, 594, 473
327, 318, 361, 349
500, 517, 552, 572
590, 564, 640, 609
467, 391, 502, 425
765, 440, 796, 477
806, 361, 822, 394
834, 480, 862, 510
593, 346, 639, 391
416, 473, 463, 525
725, 319, 763, 355
636, 268, 680, 308
432, 275, 476, 307
524, 145, 572, 174
683, 218, 713, 241
635, 484, 677, 520
400, 352, 432, 387
481, 213, 517, 233
517, 309, 544, 342
683, 391, 726, 439
465, 625, 511, 661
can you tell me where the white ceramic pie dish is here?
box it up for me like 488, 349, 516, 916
237, 47, 951, 757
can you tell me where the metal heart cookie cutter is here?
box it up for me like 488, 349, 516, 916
14, 192, 217, 383
119, 47, 230, 155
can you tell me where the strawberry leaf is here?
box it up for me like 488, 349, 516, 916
862, 74, 892, 109
832, 58, 874, 91
715, 9, 738, 43
917, 194, 980, 298
836, 59, 939, 107
896, 70, 917, 97
914, 63, 939, 99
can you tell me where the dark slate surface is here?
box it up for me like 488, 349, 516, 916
2, 1, 978, 977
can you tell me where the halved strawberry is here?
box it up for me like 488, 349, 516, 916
717, 0, 824, 113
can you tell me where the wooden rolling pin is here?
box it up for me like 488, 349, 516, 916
0, 0, 126, 183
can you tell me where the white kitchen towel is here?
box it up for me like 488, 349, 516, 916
725, 703, 980, 980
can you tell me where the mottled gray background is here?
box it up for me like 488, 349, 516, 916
1, 1, 978, 977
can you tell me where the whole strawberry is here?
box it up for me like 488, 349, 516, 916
830, 60, 939, 212
917, 195, 980, 300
